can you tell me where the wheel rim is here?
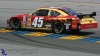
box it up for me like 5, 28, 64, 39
54, 22, 63, 33
13, 19, 19, 26
11, 18, 20, 29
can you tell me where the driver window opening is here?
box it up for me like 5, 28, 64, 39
32, 9, 49, 16
50, 10, 60, 17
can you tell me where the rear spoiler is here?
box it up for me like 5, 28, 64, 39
77, 12, 96, 19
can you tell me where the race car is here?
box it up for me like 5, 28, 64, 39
7, 6, 98, 33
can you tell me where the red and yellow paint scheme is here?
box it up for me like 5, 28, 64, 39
7, 6, 98, 33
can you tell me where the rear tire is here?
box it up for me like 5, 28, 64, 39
10, 18, 21, 30
52, 21, 65, 34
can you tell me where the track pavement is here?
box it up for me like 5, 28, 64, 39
0, 0, 100, 56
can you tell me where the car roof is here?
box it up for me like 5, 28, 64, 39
39, 6, 70, 10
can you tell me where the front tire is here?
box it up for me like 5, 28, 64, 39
10, 18, 21, 30
52, 21, 65, 34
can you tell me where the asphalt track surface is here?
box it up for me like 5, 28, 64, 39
0, 0, 100, 56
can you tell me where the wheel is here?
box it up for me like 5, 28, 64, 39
10, 18, 21, 30
69, 24, 81, 33
52, 21, 65, 34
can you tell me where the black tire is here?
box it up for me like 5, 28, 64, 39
69, 24, 81, 33
52, 21, 65, 34
10, 18, 21, 30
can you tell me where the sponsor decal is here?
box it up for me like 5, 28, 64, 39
86, 24, 94, 28
23, 15, 26, 27
45, 24, 51, 28
64, 23, 70, 29
27, 17, 31, 27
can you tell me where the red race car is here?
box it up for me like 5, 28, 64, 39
7, 6, 98, 33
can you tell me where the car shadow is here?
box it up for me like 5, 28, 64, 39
62, 31, 95, 36
5, 28, 95, 36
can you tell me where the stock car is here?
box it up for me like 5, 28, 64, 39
7, 6, 98, 33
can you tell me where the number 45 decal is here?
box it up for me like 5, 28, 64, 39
32, 17, 44, 27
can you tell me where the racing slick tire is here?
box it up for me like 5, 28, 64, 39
52, 21, 66, 34
69, 24, 81, 33
10, 18, 21, 30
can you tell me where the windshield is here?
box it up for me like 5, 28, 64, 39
60, 8, 78, 15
